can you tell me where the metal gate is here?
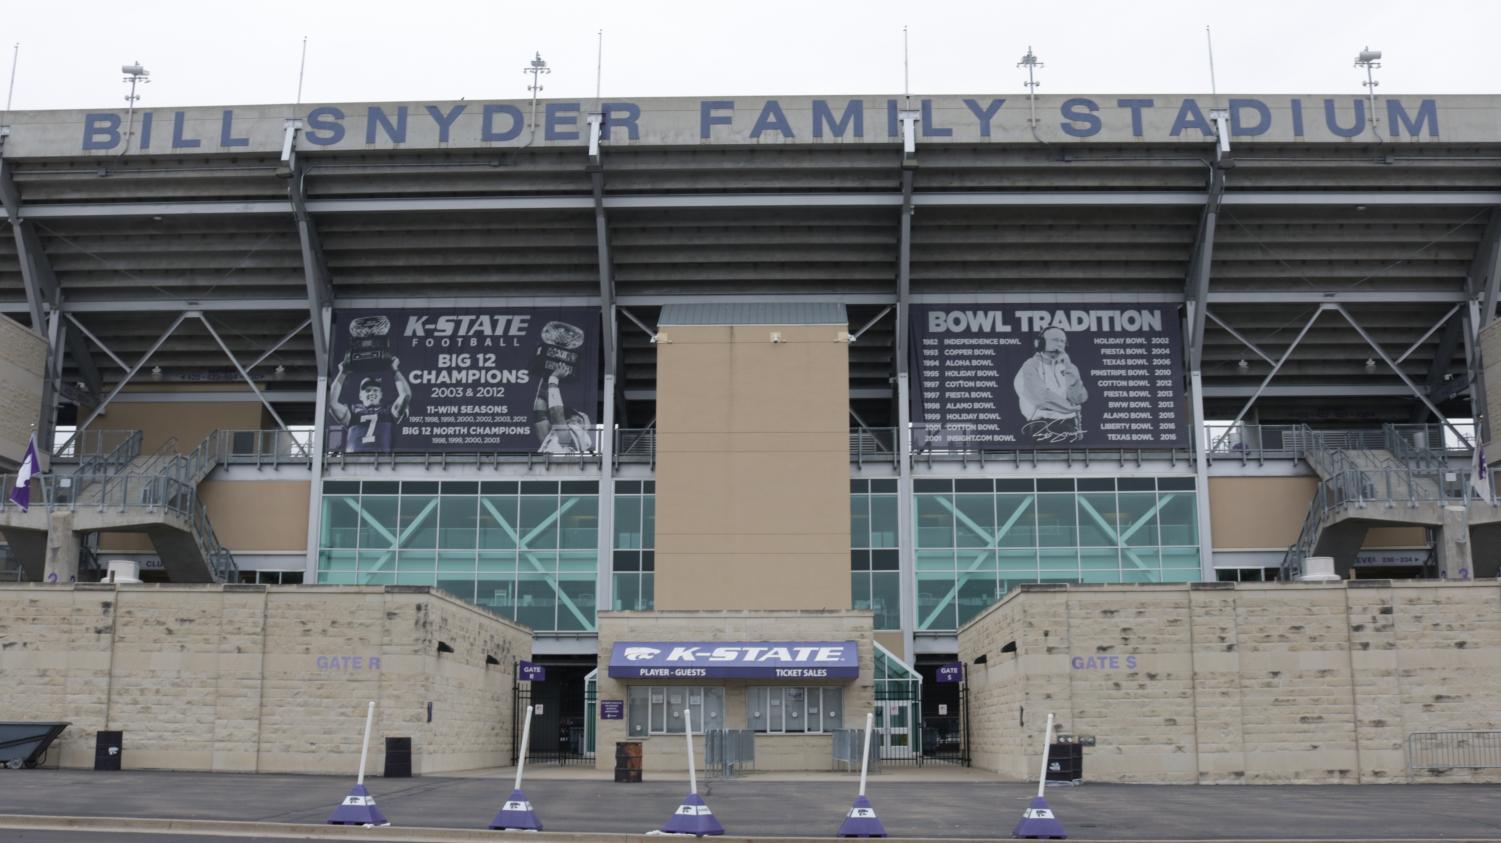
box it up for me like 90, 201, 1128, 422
874, 681, 969, 766
512, 681, 597, 766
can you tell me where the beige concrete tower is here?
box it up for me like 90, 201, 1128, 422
652, 304, 851, 610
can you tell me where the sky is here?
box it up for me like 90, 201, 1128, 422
2, 0, 1498, 111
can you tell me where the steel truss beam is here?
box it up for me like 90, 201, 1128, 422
284, 124, 333, 374
12, 191, 1501, 220
1330, 303, 1469, 444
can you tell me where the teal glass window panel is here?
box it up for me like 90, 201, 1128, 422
959, 549, 998, 572
357, 496, 399, 549
437, 551, 477, 574
1160, 547, 1201, 578
395, 571, 436, 586
1079, 547, 1120, 582
615, 496, 642, 549
995, 495, 1037, 547
869, 495, 898, 547
1158, 493, 1198, 546
398, 495, 438, 548
558, 550, 596, 574
438, 578, 476, 602
319, 549, 357, 571
477, 551, 516, 574
997, 549, 1037, 579
1117, 492, 1160, 547
642, 496, 655, 548
357, 549, 396, 575
915, 550, 955, 572
516, 571, 559, 630
519, 550, 557, 573
559, 495, 599, 549
1035, 494, 1077, 547
319, 570, 357, 584
1038, 547, 1078, 575
438, 495, 479, 549
851, 496, 871, 549
397, 551, 436, 572
520, 496, 560, 549
358, 570, 395, 585
614, 573, 643, 611
871, 571, 901, 629
1121, 547, 1161, 579
954, 494, 995, 548
476, 575, 515, 618
640, 572, 654, 611
479, 496, 519, 549
957, 572, 998, 627
1077, 493, 1118, 547
916, 571, 958, 631
555, 571, 596, 632
322, 495, 361, 548
915, 494, 955, 548
851, 572, 872, 611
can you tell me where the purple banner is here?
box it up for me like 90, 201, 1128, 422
599, 699, 624, 720
327, 307, 600, 454
519, 660, 546, 682
909, 304, 1186, 450
936, 662, 964, 683
607, 641, 860, 680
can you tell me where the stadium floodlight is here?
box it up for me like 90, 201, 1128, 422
1353, 47, 1382, 137
1017, 47, 1044, 131
1356, 49, 1382, 66
120, 61, 150, 156
523, 52, 551, 144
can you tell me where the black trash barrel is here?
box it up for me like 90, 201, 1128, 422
614, 740, 642, 783
94, 730, 123, 771
1045, 742, 1082, 784
384, 737, 412, 778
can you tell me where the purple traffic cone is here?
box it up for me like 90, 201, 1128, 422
837, 793, 888, 838
1012, 795, 1067, 839
326, 782, 390, 826
489, 787, 543, 831
661, 791, 724, 836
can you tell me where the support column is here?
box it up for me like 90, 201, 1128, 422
305, 306, 332, 580
895, 146, 917, 662
43, 511, 80, 584
1436, 505, 1473, 580
588, 120, 618, 621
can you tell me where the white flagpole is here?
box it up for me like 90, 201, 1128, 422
1035, 712, 1055, 799
858, 711, 874, 797
684, 707, 697, 795
356, 700, 375, 786
514, 704, 533, 791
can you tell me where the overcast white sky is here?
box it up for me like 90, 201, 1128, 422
4, 0, 1497, 111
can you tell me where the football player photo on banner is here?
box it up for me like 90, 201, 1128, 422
326, 308, 600, 454
909, 304, 1186, 450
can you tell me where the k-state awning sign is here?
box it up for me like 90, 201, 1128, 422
608, 641, 859, 680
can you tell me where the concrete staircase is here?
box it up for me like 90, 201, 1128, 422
0, 430, 237, 583
1282, 425, 1501, 580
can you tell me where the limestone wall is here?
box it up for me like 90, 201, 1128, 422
0, 584, 530, 775
595, 610, 875, 772
959, 581, 1501, 784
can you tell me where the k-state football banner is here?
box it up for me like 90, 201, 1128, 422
607, 641, 860, 679
326, 307, 599, 454
909, 304, 1187, 450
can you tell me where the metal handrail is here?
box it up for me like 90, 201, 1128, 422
51, 428, 139, 463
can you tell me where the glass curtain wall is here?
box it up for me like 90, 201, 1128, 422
850, 479, 901, 629
317, 479, 600, 632
913, 476, 1200, 632
612, 481, 655, 610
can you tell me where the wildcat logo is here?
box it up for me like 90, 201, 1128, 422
624, 646, 661, 661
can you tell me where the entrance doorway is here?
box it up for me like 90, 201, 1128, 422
512, 658, 596, 766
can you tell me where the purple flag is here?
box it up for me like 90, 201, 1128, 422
9, 433, 41, 512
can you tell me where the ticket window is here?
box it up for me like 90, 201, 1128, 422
747, 687, 844, 733
628, 686, 724, 735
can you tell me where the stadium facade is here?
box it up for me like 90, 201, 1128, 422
1, 92, 1500, 776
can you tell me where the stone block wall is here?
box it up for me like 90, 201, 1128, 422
959, 581, 1501, 784
595, 610, 875, 772
0, 584, 530, 775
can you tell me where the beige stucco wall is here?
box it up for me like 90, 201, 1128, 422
0, 314, 46, 466
1209, 476, 1318, 549
654, 324, 850, 611
97, 397, 266, 456
0, 584, 530, 775
960, 581, 1501, 784
198, 480, 310, 551
594, 610, 875, 772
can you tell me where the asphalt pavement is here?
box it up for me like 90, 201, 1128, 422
1, 768, 1499, 840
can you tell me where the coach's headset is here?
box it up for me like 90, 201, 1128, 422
1032, 326, 1069, 352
